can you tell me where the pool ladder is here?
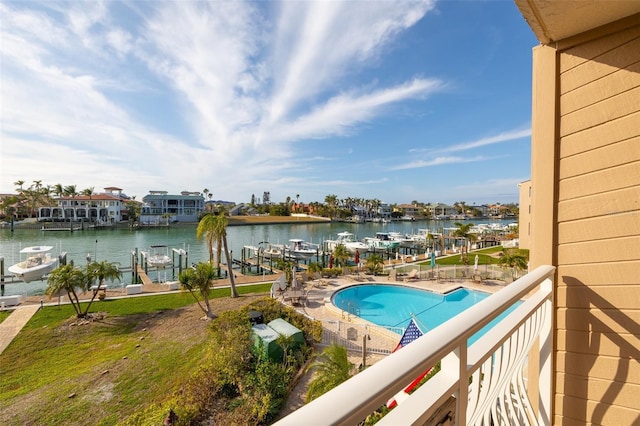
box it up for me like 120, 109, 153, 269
341, 301, 360, 321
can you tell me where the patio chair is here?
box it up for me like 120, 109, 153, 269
313, 272, 329, 287
405, 269, 419, 281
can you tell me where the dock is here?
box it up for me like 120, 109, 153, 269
136, 266, 154, 286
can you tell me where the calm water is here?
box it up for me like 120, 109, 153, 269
332, 284, 520, 344
0, 219, 512, 296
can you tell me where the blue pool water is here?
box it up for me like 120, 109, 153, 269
332, 284, 520, 344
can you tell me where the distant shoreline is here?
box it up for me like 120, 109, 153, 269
227, 215, 331, 226
5, 215, 331, 230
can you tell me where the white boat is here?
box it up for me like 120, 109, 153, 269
364, 232, 401, 252
258, 242, 283, 260
411, 228, 430, 244
8, 246, 58, 283
325, 232, 368, 254
145, 245, 172, 268
388, 231, 416, 247
284, 239, 318, 261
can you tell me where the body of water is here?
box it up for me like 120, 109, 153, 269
0, 218, 513, 296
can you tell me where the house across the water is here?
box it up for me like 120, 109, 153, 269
140, 190, 204, 224
38, 187, 131, 224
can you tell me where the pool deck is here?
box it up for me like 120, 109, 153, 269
279, 271, 510, 353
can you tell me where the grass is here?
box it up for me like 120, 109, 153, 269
0, 283, 271, 425
414, 246, 505, 268
23, 283, 271, 330
0, 310, 10, 324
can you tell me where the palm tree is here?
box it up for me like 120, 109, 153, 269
86, 260, 121, 304
332, 244, 350, 268
63, 185, 78, 201
87, 260, 121, 292
82, 187, 95, 201
325, 194, 338, 218
46, 262, 119, 319
14, 180, 25, 193
53, 183, 64, 198
498, 249, 529, 280
453, 222, 476, 254
178, 262, 217, 318
306, 343, 354, 402
196, 213, 238, 297
197, 214, 218, 264
366, 253, 384, 275
46, 264, 85, 317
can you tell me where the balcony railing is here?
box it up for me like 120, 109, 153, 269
275, 265, 555, 425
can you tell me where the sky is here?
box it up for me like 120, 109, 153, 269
0, 0, 538, 206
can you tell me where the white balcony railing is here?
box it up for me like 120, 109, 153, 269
275, 265, 555, 425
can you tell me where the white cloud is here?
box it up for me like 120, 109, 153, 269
388, 155, 491, 171
438, 128, 531, 153
0, 0, 469, 202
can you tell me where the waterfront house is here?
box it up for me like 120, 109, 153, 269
38, 187, 131, 224
140, 191, 204, 223
424, 202, 457, 219
394, 203, 420, 219
276, 2, 640, 424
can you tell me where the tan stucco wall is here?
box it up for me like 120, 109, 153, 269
529, 18, 640, 425
517, 180, 532, 250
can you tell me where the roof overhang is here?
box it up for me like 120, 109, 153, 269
514, 0, 640, 44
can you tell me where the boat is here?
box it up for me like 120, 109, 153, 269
410, 228, 430, 244
8, 246, 58, 283
388, 231, 416, 247
325, 232, 368, 254
258, 242, 283, 260
364, 232, 401, 252
144, 245, 172, 268
284, 239, 318, 261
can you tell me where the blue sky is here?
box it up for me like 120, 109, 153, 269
0, 0, 538, 205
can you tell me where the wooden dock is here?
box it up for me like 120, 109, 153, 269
136, 266, 154, 286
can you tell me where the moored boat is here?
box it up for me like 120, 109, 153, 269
284, 239, 318, 260
364, 232, 400, 252
258, 242, 283, 259
388, 231, 416, 247
325, 231, 368, 254
144, 245, 172, 268
8, 246, 59, 283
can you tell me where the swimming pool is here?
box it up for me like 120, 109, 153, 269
332, 284, 520, 344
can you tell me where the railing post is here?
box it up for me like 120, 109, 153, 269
442, 343, 468, 425
538, 277, 553, 425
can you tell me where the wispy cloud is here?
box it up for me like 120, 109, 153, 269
437, 128, 531, 153
395, 127, 529, 171
1, 0, 531, 206
0, 1, 441, 198
409, 127, 531, 155
389, 155, 492, 171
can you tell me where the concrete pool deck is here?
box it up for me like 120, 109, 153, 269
277, 271, 511, 354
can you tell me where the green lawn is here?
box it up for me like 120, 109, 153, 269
414, 246, 505, 267
0, 283, 271, 425
0, 310, 10, 324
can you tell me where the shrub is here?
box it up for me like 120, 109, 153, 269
121, 297, 320, 425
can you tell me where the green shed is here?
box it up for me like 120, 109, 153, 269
267, 318, 305, 347
252, 323, 283, 362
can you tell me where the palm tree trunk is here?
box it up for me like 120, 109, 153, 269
222, 235, 239, 297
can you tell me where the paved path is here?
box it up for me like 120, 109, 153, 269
0, 305, 40, 355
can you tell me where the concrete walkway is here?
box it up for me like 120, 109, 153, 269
0, 305, 40, 355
